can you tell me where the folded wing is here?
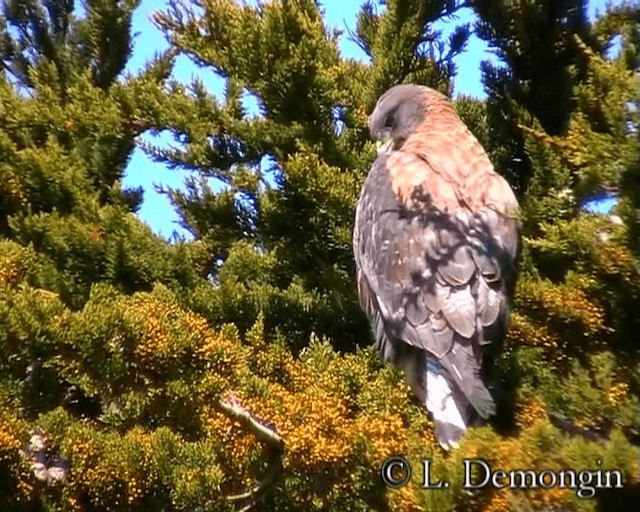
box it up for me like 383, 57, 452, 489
354, 149, 519, 419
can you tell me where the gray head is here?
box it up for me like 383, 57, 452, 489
369, 84, 448, 153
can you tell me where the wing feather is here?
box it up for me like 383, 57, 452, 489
441, 285, 476, 338
438, 246, 476, 286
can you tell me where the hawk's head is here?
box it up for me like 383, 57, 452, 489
369, 84, 449, 154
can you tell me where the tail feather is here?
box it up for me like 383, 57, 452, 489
426, 371, 465, 449
425, 358, 477, 450
440, 347, 496, 419
393, 347, 489, 450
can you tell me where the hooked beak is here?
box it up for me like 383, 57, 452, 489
376, 135, 393, 155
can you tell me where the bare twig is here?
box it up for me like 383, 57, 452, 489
343, 20, 371, 58
226, 455, 282, 503
548, 413, 609, 442
217, 396, 284, 449
218, 394, 284, 511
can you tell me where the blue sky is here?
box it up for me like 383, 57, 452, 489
123, 0, 613, 239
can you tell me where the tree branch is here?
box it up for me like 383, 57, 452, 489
218, 394, 284, 511
217, 397, 284, 449
226, 453, 282, 503
548, 413, 609, 442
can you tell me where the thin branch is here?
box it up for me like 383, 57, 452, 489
218, 395, 285, 511
343, 21, 371, 58
226, 455, 282, 502
416, 33, 439, 46
217, 398, 284, 449
548, 413, 609, 442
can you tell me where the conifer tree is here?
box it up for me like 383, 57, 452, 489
1, 1, 639, 511
472, 0, 597, 198
148, 0, 471, 350
594, 2, 640, 254
0, 0, 204, 431
0, 0, 201, 306
471, 0, 640, 483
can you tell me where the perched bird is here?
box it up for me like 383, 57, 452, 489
353, 84, 520, 449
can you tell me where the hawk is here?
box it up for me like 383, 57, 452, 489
353, 84, 520, 449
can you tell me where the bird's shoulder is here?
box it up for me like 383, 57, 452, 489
385, 131, 518, 217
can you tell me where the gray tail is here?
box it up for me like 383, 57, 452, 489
439, 348, 496, 419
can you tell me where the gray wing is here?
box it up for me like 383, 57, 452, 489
353, 155, 519, 418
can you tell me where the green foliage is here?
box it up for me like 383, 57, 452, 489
148, 0, 472, 351
4, 285, 636, 511
0, 0, 202, 307
1, 1, 639, 511
473, 0, 596, 196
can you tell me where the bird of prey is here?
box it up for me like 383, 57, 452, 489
353, 84, 520, 449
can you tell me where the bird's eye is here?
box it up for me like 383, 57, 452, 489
383, 114, 393, 128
